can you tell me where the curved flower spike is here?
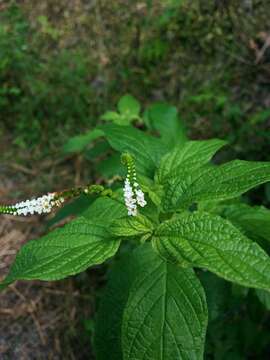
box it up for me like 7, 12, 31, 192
0, 184, 114, 217
0, 192, 63, 216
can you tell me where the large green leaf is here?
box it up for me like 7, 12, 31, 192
144, 103, 187, 148
1, 217, 120, 287
156, 139, 226, 183
100, 124, 168, 177
162, 160, 270, 211
122, 249, 208, 360
152, 212, 270, 290
95, 245, 208, 360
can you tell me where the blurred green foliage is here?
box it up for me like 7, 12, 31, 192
1, 1, 270, 160
0, 5, 96, 150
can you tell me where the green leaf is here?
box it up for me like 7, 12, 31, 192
118, 94, 141, 119
96, 154, 125, 178
137, 197, 161, 226
152, 212, 270, 290
255, 289, 270, 310
1, 217, 120, 286
110, 214, 154, 238
156, 139, 227, 183
84, 140, 111, 160
163, 160, 270, 211
100, 124, 168, 177
102, 96, 140, 125
94, 244, 155, 360
144, 103, 187, 148
197, 198, 242, 214
95, 245, 207, 360
122, 248, 208, 360
82, 196, 126, 223
220, 203, 270, 243
101, 111, 122, 123
62, 129, 103, 154
46, 195, 94, 228
139, 175, 163, 207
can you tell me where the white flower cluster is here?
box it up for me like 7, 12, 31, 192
123, 179, 146, 216
123, 179, 137, 216
12, 193, 64, 216
134, 184, 147, 207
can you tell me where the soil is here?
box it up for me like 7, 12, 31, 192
0, 151, 95, 359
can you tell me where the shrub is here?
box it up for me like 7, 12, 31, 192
1, 97, 270, 359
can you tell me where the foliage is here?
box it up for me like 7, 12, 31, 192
1, 96, 270, 359
2, 1, 270, 165
0, 5, 96, 150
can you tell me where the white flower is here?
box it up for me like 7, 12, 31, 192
123, 177, 147, 216
135, 189, 147, 207
123, 178, 137, 216
9, 192, 58, 216
128, 207, 137, 216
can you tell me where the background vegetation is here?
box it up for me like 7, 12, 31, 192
0, 0, 270, 358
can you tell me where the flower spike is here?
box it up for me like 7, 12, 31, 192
121, 153, 147, 216
0, 193, 63, 216
0, 184, 115, 217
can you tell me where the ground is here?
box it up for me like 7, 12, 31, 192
0, 150, 95, 359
